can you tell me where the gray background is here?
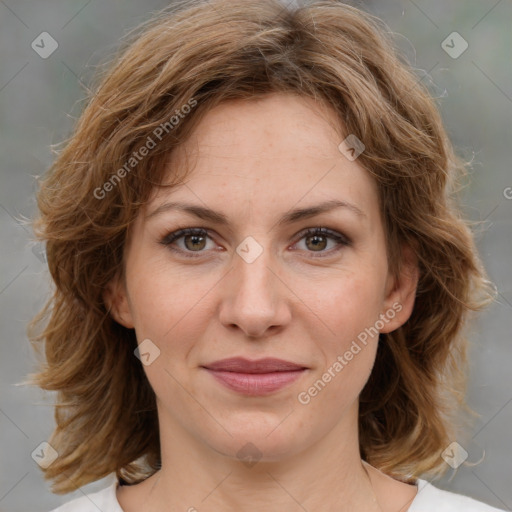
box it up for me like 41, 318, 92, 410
0, 1, 511, 511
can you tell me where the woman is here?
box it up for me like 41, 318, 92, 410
26, 0, 504, 510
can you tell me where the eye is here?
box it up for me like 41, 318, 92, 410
159, 226, 351, 258
160, 228, 216, 257
291, 227, 351, 258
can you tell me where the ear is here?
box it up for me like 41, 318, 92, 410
103, 272, 135, 329
380, 244, 419, 334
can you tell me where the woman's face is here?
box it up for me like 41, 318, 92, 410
106, 92, 417, 463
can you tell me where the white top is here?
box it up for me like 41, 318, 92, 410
47, 477, 507, 512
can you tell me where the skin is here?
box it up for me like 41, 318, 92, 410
105, 92, 419, 512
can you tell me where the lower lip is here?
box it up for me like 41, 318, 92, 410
204, 369, 306, 396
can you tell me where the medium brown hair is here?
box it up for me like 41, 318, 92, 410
25, 0, 493, 493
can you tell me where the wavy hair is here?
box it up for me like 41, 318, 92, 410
25, 0, 494, 494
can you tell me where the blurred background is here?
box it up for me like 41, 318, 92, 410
0, 0, 511, 511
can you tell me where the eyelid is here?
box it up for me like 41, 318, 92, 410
294, 226, 352, 245
159, 227, 215, 252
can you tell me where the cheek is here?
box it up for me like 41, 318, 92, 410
306, 267, 387, 343
125, 261, 222, 397
127, 250, 209, 335
297, 266, 386, 398
297, 274, 383, 413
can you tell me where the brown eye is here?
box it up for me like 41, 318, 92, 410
183, 233, 207, 251
160, 228, 214, 257
294, 227, 351, 258
305, 233, 328, 252
160, 226, 351, 259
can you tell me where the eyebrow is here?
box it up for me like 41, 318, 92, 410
145, 199, 366, 226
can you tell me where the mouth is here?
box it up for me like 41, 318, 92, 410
201, 357, 308, 396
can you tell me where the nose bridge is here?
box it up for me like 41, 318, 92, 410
236, 239, 275, 301
219, 235, 290, 337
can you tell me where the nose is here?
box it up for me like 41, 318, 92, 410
218, 240, 292, 339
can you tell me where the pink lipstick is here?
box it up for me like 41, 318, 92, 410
202, 357, 307, 396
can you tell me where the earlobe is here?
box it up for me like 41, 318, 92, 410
103, 274, 135, 329
380, 245, 419, 334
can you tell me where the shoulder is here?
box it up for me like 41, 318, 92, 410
409, 479, 507, 512
47, 480, 123, 512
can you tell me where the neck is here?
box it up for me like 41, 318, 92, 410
142, 401, 382, 512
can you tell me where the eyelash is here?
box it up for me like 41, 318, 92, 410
159, 226, 351, 259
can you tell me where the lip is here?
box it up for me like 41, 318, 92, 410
203, 357, 307, 373
202, 357, 308, 396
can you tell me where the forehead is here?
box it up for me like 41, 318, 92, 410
166, 93, 345, 169
144, 93, 380, 228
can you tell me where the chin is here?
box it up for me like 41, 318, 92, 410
204, 414, 309, 464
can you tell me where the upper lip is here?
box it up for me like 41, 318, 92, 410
202, 357, 307, 373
